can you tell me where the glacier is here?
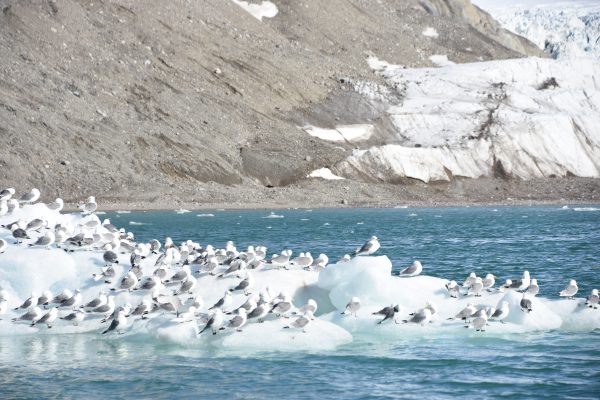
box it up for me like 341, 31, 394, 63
323, 56, 600, 183
473, 0, 600, 60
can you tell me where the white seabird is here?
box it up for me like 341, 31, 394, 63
225, 308, 248, 332
509, 271, 531, 291
520, 294, 533, 313
353, 236, 380, 256
33, 307, 58, 328
18, 188, 40, 204
14, 292, 37, 310
462, 272, 477, 288
284, 311, 313, 333
466, 277, 484, 297
341, 297, 361, 317
526, 279, 539, 296
0, 239, 7, 254
482, 273, 496, 291
585, 289, 599, 309
398, 260, 423, 277
403, 307, 433, 326
199, 309, 224, 335
0, 187, 15, 201
372, 305, 400, 324
448, 303, 477, 321
60, 309, 86, 326
12, 306, 43, 324
79, 196, 98, 214
490, 301, 510, 323
102, 309, 128, 334
112, 271, 138, 292
559, 279, 578, 299
445, 280, 460, 298
28, 231, 55, 249
47, 198, 64, 211
209, 290, 233, 311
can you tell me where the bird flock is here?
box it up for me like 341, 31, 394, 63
0, 187, 598, 339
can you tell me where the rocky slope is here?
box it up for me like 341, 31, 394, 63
2, 0, 592, 208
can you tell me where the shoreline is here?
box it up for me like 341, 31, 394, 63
62, 199, 600, 213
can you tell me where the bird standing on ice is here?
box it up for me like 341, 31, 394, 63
559, 280, 578, 299
341, 297, 361, 317
353, 236, 380, 257
18, 188, 40, 204
585, 289, 599, 309
397, 260, 423, 277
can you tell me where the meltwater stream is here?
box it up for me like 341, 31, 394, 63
1, 206, 599, 398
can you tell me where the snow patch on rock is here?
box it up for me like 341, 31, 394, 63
231, 0, 278, 21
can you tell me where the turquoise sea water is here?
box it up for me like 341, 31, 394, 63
1, 206, 599, 399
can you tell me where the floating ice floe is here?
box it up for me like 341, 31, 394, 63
0, 193, 598, 355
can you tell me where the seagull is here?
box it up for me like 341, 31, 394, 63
338, 254, 351, 263
37, 290, 54, 307
462, 272, 477, 288
112, 271, 138, 292
33, 307, 58, 328
209, 290, 233, 311
132, 298, 156, 319
341, 297, 361, 317
103, 250, 119, 265
466, 277, 484, 297
0, 201, 7, 217
290, 252, 313, 269
7, 198, 19, 214
14, 292, 37, 310
465, 309, 488, 332
270, 293, 293, 317
283, 311, 313, 332
0, 239, 7, 254
247, 302, 270, 323
490, 301, 510, 323
353, 236, 380, 256
149, 239, 161, 253
520, 294, 533, 313
482, 273, 496, 291
448, 303, 477, 321
403, 307, 433, 326
559, 279, 578, 299
307, 253, 329, 271
79, 196, 98, 214
138, 276, 163, 292
269, 250, 292, 269
225, 308, 248, 332
296, 299, 318, 316
164, 264, 191, 283
585, 289, 599, 309
0, 187, 15, 201
18, 188, 40, 204
445, 280, 460, 298
82, 292, 108, 309
50, 289, 73, 306
93, 266, 116, 283
173, 275, 197, 296
25, 219, 47, 232
231, 273, 253, 295
171, 306, 197, 324
11, 225, 30, 243
102, 309, 128, 334
398, 260, 423, 277
509, 271, 531, 291
12, 306, 43, 323
199, 309, 224, 335
526, 279, 539, 296
28, 231, 55, 249
372, 305, 400, 324
60, 309, 86, 326
59, 289, 82, 309
47, 198, 64, 211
